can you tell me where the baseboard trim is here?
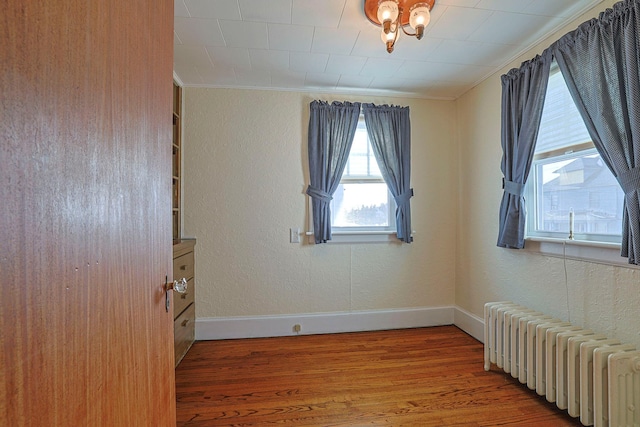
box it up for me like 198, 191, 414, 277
453, 306, 484, 343
196, 306, 485, 342
196, 306, 456, 341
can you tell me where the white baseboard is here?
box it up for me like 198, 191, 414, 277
196, 306, 457, 341
453, 306, 484, 343
196, 306, 485, 342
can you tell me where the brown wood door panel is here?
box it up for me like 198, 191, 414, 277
1, 1, 175, 425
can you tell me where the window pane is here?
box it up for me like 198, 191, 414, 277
369, 153, 381, 176
343, 123, 381, 177
332, 182, 390, 227
536, 70, 592, 152
533, 152, 624, 235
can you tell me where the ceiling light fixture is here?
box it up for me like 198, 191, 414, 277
364, 0, 435, 54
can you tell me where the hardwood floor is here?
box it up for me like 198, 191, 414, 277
175, 326, 582, 426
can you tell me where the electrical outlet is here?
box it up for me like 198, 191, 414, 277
290, 228, 300, 243
293, 324, 301, 333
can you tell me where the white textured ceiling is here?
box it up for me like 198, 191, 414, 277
173, 0, 602, 99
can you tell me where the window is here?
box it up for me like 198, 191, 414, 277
331, 116, 395, 232
526, 66, 624, 243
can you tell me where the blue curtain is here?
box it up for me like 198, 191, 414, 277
497, 53, 551, 248
362, 103, 413, 243
306, 101, 361, 244
551, 1, 640, 264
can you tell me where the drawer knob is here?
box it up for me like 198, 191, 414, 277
181, 319, 189, 327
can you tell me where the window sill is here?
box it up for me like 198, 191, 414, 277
306, 230, 401, 244
524, 237, 636, 268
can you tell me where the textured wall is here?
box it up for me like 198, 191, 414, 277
183, 89, 457, 318
456, 0, 640, 348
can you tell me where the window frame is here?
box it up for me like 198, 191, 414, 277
331, 113, 397, 237
524, 65, 624, 252
526, 145, 623, 245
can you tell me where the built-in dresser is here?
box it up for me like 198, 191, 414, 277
173, 239, 195, 366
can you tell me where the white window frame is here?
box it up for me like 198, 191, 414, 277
526, 144, 623, 245
523, 65, 628, 266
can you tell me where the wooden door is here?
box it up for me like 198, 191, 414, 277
1, 1, 176, 425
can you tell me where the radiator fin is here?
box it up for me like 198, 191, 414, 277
545, 325, 582, 403
568, 334, 608, 418
537, 321, 572, 396
609, 351, 640, 427
593, 344, 635, 427
556, 329, 595, 411
502, 307, 534, 373
579, 339, 620, 425
510, 310, 544, 379
521, 314, 554, 387
483, 301, 514, 371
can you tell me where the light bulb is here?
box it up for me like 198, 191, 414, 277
381, 28, 396, 43
409, 4, 430, 40
381, 27, 399, 53
377, 0, 399, 28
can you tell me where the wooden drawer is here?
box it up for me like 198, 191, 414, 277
173, 277, 194, 318
173, 251, 194, 281
174, 303, 195, 367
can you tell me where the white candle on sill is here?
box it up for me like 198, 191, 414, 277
569, 209, 574, 240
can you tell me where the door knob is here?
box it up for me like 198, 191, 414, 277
165, 276, 188, 313
168, 277, 188, 294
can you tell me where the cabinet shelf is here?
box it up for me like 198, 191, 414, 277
172, 82, 182, 242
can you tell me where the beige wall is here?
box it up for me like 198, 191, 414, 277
183, 0, 640, 348
183, 89, 457, 318
456, 0, 640, 348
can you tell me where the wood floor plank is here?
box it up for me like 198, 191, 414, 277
176, 326, 582, 426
